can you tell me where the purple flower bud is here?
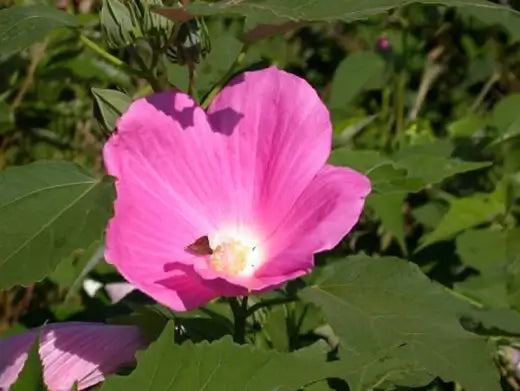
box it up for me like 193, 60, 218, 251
376, 36, 391, 52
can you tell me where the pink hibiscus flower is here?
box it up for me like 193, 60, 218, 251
0, 322, 145, 391
104, 67, 371, 311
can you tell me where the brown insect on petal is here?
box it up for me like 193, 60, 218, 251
185, 236, 213, 255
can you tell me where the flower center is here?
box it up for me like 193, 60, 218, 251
207, 229, 263, 277
210, 240, 249, 275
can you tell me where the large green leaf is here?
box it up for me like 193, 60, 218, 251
0, 161, 115, 290
0, 5, 78, 57
180, 0, 518, 24
101, 322, 333, 391
299, 255, 500, 391
156, 0, 519, 44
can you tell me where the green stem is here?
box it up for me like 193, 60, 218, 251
80, 35, 163, 91
394, 70, 406, 148
246, 296, 296, 317
79, 34, 125, 68
201, 45, 248, 108
229, 297, 248, 344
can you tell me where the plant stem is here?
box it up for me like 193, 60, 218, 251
11, 41, 48, 111
229, 296, 248, 344
394, 70, 406, 148
245, 296, 296, 317
79, 34, 125, 68
470, 71, 500, 113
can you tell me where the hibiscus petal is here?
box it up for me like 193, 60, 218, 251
256, 165, 371, 280
157, 263, 246, 311
0, 323, 145, 391
207, 66, 333, 236
104, 90, 234, 305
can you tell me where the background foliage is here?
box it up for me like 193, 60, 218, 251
1, 0, 520, 390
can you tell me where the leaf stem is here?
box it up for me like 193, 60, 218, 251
394, 70, 406, 148
79, 34, 125, 68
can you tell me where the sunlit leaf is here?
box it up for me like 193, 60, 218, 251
300, 255, 500, 391
0, 161, 115, 289
101, 322, 333, 391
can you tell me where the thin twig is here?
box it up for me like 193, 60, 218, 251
11, 41, 48, 111
80, 34, 125, 68
470, 70, 500, 113
408, 46, 445, 122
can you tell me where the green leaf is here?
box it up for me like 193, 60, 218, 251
10, 335, 45, 391
490, 93, 520, 144
329, 52, 385, 118
49, 240, 103, 290
109, 305, 171, 343
412, 201, 448, 230
0, 5, 78, 57
92, 88, 132, 132
330, 147, 490, 194
101, 322, 333, 391
196, 27, 243, 100
419, 186, 505, 249
181, 0, 518, 25
447, 115, 488, 138
455, 271, 509, 308
367, 192, 407, 254
394, 154, 491, 187
0, 101, 15, 134
462, 307, 520, 337
462, 7, 520, 41
456, 229, 508, 271
299, 255, 500, 391
264, 305, 290, 352
155, 0, 519, 44
0, 161, 115, 290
